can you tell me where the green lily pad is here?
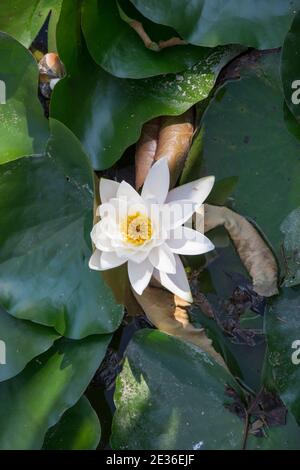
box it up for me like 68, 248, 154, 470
0, 334, 110, 450
0, 118, 123, 338
0, 0, 61, 48
265, 287, 300, 425
51, 0, 242, 170
43, 396, 101, 450
111, 329, 245, 450
281, 10, 300, 123
246, 411, 300, 450
0, 307, 59, 382
82, 0, 219, 79
130, 0, 300, 49
0, 32, 49, 164
47, 0, 63, 52
182, 51, 300, 259
280, 208, 300, 287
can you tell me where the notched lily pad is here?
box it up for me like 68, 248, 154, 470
0, 119, 123, 338
51, 0, 243, 169
82, 0, 214, 79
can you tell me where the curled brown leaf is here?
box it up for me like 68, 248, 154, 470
135, 110, 194, 190
203, 204, 278, 297
133, 284, 228, 369
155, 109, 194, 188
135, 117, 161, 191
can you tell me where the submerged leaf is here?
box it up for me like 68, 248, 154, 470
182, 51, 300, 264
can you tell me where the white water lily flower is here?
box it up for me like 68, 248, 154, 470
89, 158, 215, 302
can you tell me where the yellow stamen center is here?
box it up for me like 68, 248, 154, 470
122, 212, 152, 245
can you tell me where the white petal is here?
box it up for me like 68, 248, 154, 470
149, 244, 176, 273
141, 158, 170, 204
166, 176, 215, 206
91, 217, 120, 244
99, 178, 120, 203
167, 227, 214, 255
128, 258, 153, 295
100, 197, 127, 225
50, 78, 60, 90
163, 199, 197, 230
120, 247, 150, 264
117, 180, 144, 204
89, 249, 102, 270
100, 251, 127, 270
91, 224, 113, 252
89, 250, 126, 271
153, 254, 192, 302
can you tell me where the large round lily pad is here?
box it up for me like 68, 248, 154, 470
0, 334, 110, 450
82, 0, 218, 79
51, 0, 242, 170
111, 329, 245, 450
0, 119, 123, 338
130, 0, 300, 49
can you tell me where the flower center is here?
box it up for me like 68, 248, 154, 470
122, 212, 152, 245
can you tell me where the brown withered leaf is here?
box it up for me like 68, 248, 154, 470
154, 109, 194, 188
135, 110, 194, 190
135, 117, 161, 190
133, 283, 228, 369
203, 204, 278, 297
